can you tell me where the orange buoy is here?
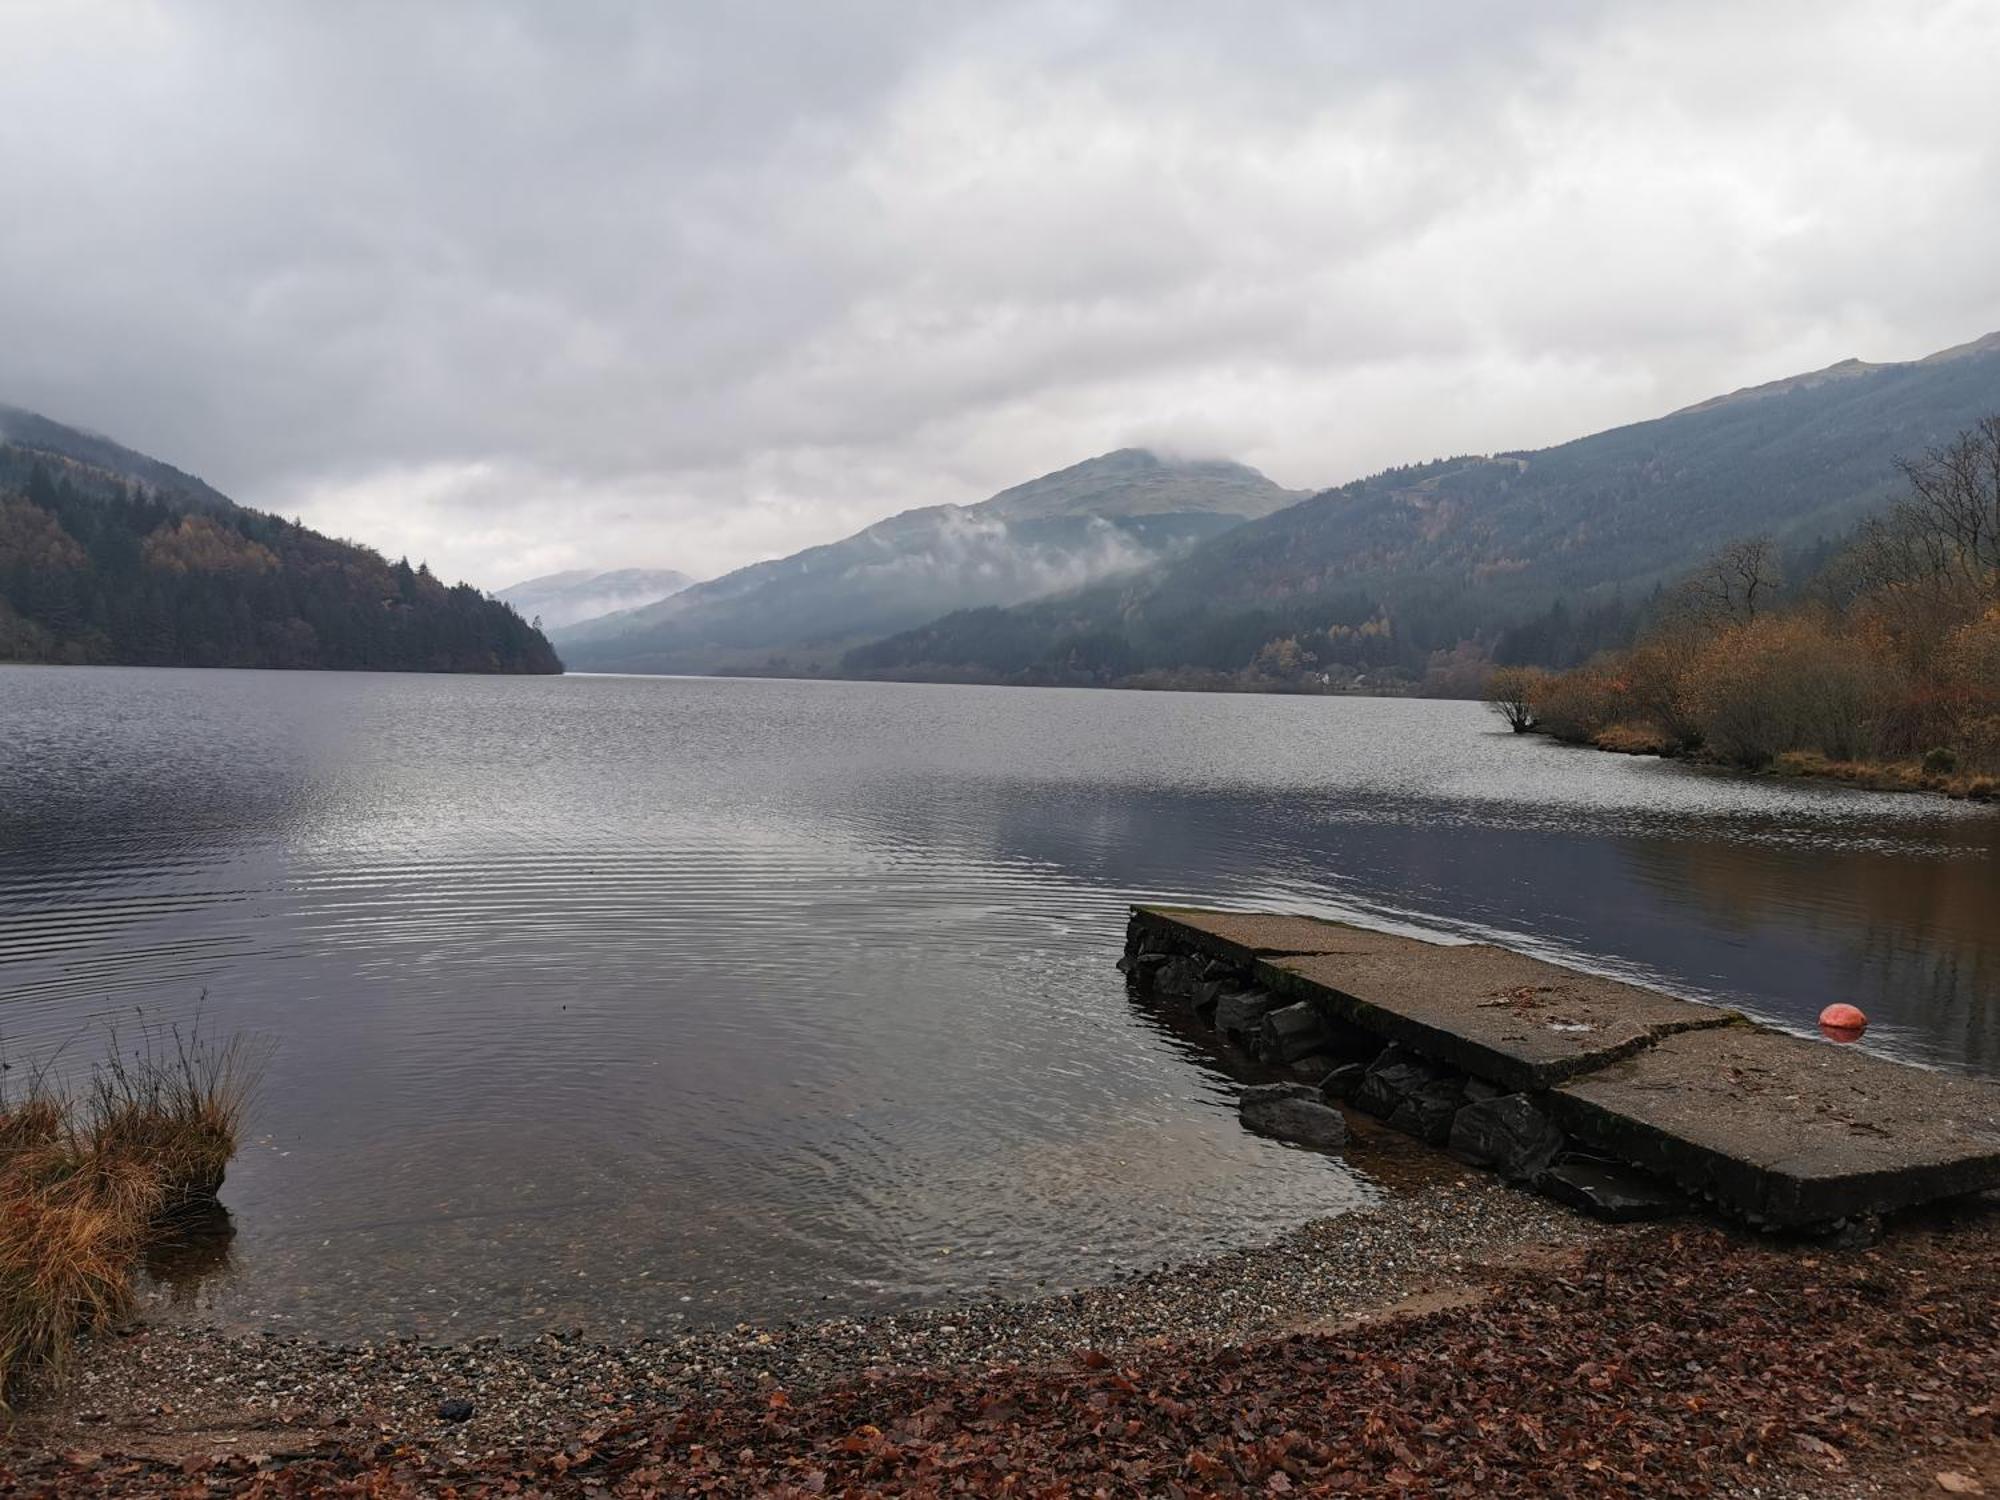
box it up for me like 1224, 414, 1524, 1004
1818, 1003, 1868, 1042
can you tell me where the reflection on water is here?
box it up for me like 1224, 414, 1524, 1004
1, 666, 1994, 1338
142, 1200, 238, 1309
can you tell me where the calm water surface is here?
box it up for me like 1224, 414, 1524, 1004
2, 667, 1996, 1338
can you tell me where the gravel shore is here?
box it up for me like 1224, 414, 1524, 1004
8, 1193, 1996, 1498
23, 1171, 1605, 1463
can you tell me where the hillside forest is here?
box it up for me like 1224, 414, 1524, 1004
1491, 416, 2000, 793
0, 460, 559, 674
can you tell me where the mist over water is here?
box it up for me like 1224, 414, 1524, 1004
2, 667, 1995, 1339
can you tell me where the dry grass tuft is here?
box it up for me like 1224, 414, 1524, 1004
0, 1021, 258, 1408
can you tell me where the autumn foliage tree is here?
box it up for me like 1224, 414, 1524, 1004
1523, 416, 2000, 784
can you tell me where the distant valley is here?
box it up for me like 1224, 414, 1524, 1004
497, 567, 696, 631
555, 449, 1302, 675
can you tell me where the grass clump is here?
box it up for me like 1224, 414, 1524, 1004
0, 1021, 257, 1407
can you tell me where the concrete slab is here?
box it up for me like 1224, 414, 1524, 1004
1550, 1027, 2000, 1227
1129, 906, 1418, 967
1263, 945, 1739, 1093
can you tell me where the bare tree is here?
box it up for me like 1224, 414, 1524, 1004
1680, 536, 1783, 627
1847, 415, 2000, 665
1483, 665, 1544, 733
1876, 414, 2000, 596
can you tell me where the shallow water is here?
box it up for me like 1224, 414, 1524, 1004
1, 667, 1995, 1337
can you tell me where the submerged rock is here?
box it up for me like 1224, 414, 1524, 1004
1239, 1083, 1349, 1149
1448, 1094, 1567, 1181
1152, 956, 1200, 999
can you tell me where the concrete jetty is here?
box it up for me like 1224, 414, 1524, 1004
1125, 905, 2000, 1230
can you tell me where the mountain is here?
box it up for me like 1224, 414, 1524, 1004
497, 567, 696, 630
0, 408, 560, 674
844, 332, 2000, 690
556, 449, 1303, 675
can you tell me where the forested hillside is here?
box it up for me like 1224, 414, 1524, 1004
845, 333, 2000, 693
0, 414, 559, 674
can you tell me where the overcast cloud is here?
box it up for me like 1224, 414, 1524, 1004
3, 0, 1998, 588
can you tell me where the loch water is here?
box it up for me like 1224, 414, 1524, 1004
2, 666, 1995, 1337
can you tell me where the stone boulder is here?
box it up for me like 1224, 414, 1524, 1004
1353, 1046, 1456, 1120
1387, 1073, 1467, 1145
1252, 1001, 1332, 1064
1319, 1062, 1370, 1101
1239, 1083, 1349, 1150
1151, 955, 1199, 1000
1447, 1093, 1567, 1181
1213, 987, 1286, 1041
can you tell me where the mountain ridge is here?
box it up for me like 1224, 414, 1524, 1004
557, 448, 1302, 674
843, 330, 2000, 690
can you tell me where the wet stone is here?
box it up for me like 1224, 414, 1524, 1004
1214, 987, 1286, 1040
1238, 1083, 1349, 1150
1319, 1063, 1369, 1102
1448, 1093, 1568, 1182
1153, 956, 1200, 999
1387, 1074, 1468, 1146
1254, 1001, 1332, 1065
1354, 1046, 1453, 1120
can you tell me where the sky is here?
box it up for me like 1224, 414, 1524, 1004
4, 1, 1999, 590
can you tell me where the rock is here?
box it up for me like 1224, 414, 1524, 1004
436, 1398, 475, 1423
1821, 1213, 1884, 1250
1448, 1094, 1568, 1181
1253, 1001, 1331, 1064
1462, 1078, 1507, 1104
1536, 1161, 1687, 1222
1319, 1062, 1369, 1101
1287, 1052, 1338, 1081
1197, 954, 1245, 982
1387, 1073, 1466, 1145
1188, 979, 1230, 1024
1213, 987, 1285, 1040
1153, 956, 1199, 999
1239, 1083, 1349, 1150
1353, 1046, 1454, 1120
1317, 1015, 1388, 1062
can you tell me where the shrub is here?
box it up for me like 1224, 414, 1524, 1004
1616, 634, 1706, 750
0, 1023, 255, 1405
1686, 617, 1900, 767
1923, 746, 1960, 775
1528, 663, 1620, 744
